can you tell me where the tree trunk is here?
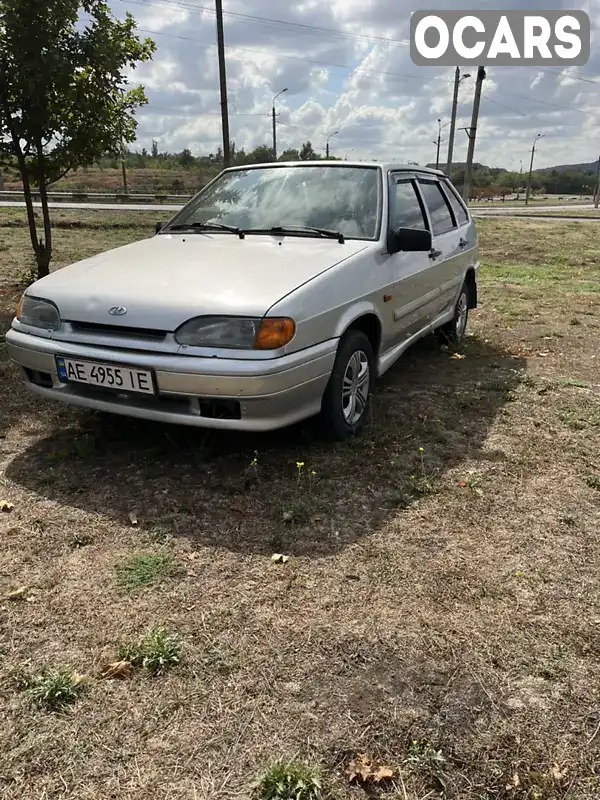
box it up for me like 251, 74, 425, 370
14, 148, 44, 280
35, 139, 52, 279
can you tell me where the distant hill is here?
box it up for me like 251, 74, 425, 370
536, 161, 598, 174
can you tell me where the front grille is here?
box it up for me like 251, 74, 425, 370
69, 321, 168, 341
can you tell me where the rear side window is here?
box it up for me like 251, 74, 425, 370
390, 179, 427, 231
419, 180, 456, 236
442, 181, 469, 225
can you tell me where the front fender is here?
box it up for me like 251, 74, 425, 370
332, 301, 384, 340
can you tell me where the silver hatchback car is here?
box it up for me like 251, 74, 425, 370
6, 162, 479, 440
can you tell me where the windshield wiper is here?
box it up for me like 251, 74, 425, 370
166, 222, 245, 239
255, 225, 345, 243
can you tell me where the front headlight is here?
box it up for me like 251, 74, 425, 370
175, 316, 295, 350
16, 295, 61, 331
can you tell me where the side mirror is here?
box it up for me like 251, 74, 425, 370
388, 227, 432, 255
155, 222, 166, 234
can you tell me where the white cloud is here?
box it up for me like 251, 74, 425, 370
114, 0, 600, 167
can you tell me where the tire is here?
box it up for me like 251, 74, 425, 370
320, 329, 374, 440
436, 282, 470, 347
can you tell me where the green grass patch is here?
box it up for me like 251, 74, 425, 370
24, 668, 85, 711
118, 626, 183, 675
115, 554, 174, 592
253, 761, 323, 800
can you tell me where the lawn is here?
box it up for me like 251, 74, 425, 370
1, 214, 600, 799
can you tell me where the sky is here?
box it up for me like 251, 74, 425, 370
110, 0, 600, 169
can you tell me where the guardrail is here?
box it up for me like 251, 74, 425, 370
0, 190, 194, 204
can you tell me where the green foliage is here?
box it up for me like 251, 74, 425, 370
253, 761, 323, 800
118, 626, 182, 674
25, 667, 85, 710
0, 0, 155, 276
115, 554, 174, 592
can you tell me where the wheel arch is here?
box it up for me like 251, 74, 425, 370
333, 304, 383, 358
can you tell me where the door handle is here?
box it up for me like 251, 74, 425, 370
459, 238, 468, 248
429, 249, 442, 260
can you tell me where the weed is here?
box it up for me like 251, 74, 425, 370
410, 448, 438, 496
118, 626, 182, 675
518, 371, 536, 388
585, 475, 600, 491
253, 760, 323, 800
555, 378, 589, 389
115, 554, 173, 592
282, 500, 311, 525
24, 668, 86, 711
405, 740, 447, 772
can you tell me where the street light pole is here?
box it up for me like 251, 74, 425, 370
345, 148, 354, 161
326, 131, 339, 158
271, 87, 288, 161
525, 133, 544, 206
446, 69, 470, 175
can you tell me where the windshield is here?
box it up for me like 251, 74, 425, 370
165, 165, 382, 240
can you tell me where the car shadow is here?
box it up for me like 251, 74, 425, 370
5, 335, 526, 557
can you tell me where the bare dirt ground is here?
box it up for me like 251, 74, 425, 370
0, 213, 599, 799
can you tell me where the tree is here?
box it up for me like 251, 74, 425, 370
0, 1, 156, 279
299, 141, 319, 160
279, 148, 300, 162
151, 139, 159, 158
177, 148, 194, 167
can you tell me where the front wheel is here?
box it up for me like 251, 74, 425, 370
320, 330, 374, 440
436, 283, 469, 347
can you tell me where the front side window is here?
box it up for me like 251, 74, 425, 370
165, 165, 382, 240
390, 178, 427, 231
419, 180, 456, 236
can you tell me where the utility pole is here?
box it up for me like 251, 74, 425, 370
446, 68, 470, 175
120, 140, 128, 195
594, 155, 600, 209
215, 0, 231, 168
434, 119, 442, 170
462, 65, 485, 204
271, 88, 288, 161
525, 133, 544, 206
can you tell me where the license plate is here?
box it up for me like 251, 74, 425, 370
55, 356, 155, 395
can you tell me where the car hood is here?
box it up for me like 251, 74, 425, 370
29, 233, 369, 329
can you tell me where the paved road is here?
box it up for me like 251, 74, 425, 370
1, 200, 599, 221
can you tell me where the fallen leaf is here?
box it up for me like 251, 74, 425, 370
373, 767, 395, 782
451, 353, 466, 360
128, 512, 139, 527
73, 672, 93, 686
310, 515, 325, 524
186, 552, 200, 562
7, 586, 28, 601
458, 481, 468, 488
0, 501, 14, 513
99, 660, 134, 680
282, 510, 294, 523
347, 754, 395, 785
271, 553, 290, 564
550, 764, 567, 783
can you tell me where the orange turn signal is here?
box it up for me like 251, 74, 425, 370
254, 318, 296, 350
15, 294, 24, 320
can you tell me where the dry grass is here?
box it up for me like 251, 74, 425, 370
1, 215, 600, 798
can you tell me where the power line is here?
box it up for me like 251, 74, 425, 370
121, 0, 409, 48
136, 27, 448, 87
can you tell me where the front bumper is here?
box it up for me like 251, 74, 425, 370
5, 328, 337, 431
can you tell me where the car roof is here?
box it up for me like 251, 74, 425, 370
222, 161, 447, 177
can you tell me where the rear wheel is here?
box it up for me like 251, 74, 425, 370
320, 330, 374, 440
436, 283, 469, 347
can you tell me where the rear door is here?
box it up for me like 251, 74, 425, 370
388, 173, 439, 343
416, 177, 464, 323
